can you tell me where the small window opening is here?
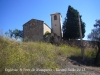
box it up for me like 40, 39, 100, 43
54, 15, 57, 20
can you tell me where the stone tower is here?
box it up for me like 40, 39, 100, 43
50, 13, 62, 39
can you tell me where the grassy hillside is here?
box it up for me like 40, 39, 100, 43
0, 36, 97, 75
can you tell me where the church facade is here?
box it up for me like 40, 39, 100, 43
23, 19, 51, 41
23, 12, 62, 42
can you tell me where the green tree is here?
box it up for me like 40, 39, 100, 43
5, 30, 13, 38
5, 29, 23, 40
13, 29, 20, 40
5, 32, 9, 37
12, 29, 23, 40
9, 29, 13, 38
63, 5, 85, 40
44, 31, 50, 37
88, 20, 100, 66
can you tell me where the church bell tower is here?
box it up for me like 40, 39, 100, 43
50, 13, 62, 39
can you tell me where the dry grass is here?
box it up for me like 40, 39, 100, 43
0, 35, 97, 75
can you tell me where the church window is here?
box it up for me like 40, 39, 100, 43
54, 15, 57, 20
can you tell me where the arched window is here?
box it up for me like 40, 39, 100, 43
54, 15, 57, 20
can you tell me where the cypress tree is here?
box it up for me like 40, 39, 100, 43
63, 5, 85, 40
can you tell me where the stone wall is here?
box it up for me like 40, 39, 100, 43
23, 19, 44, 41
61, 40, 98, 49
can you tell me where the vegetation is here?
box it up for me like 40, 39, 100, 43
0, 35, 97, 75
43, 31, 50, 39
5, 29, 23, 40
88, 19, 100, 66
44, 31, 50, 37
63, 5, 85, 40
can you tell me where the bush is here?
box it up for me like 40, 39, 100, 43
0, 36, 97, 75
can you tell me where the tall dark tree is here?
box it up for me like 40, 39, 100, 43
63, 5, 85, 40
88, 20, 100, 66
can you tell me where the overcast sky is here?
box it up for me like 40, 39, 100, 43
0, 0, 100, 40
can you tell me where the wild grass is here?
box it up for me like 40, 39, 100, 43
0, 35, 97, 75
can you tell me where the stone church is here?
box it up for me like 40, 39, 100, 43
23, 12, 62, 42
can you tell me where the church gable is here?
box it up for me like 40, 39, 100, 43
23, 19, 44, 27
23, 19, 44, 41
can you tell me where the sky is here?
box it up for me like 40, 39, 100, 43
0, 0, 100, 40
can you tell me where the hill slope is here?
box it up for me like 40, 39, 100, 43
0, 36, 100, 75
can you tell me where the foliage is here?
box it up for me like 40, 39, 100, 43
88, 19, 100, 65
5, 29, 23, 40
88, 20, 100, 41
44, 31, 50, 36
43, 31, 50, 38
50, 36, 54, 44
0, 35, 97, 75
43, 31, 51, 42
63, 5, 85, 40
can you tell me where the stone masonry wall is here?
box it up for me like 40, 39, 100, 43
61, 40, 98, 49
23, 19, 44, 41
